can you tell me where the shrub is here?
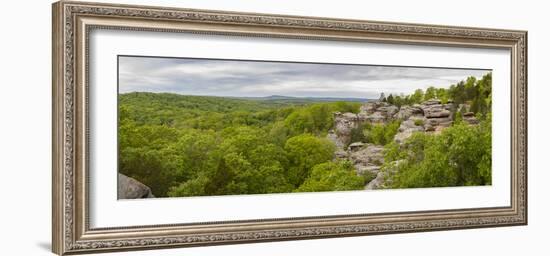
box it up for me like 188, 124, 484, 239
363, 120, 401, 145
284, 134, 336, 186
384, 117, 492, 188
348, 123, 371, 146
361, 171, 378, 184
295, 161, 365, 192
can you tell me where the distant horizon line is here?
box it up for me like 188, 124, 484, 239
119, 91, 383, 100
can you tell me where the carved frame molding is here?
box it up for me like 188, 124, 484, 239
52, 1, 527, 255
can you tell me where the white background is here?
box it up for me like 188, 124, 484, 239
0, 0, 547, 255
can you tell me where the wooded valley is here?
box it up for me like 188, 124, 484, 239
118, 73, 492, 198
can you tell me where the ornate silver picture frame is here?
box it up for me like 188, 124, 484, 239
52, 1, 527, 255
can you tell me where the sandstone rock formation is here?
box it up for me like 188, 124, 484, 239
393, 99, 461, 141
365, 172, 385, 189
420, 99, 454, 132
462, 112, 480, 125
330, 98, 479, 190
359, 101, 398, 123
394, 104, 423, 120
333, 112, 360, 147
333, 102, 402, 146
394, 118, 425, 143
349, 143, 384, 173
118, 173, 155, 199
347, 143, 385, 189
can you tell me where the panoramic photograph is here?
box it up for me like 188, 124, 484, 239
117, 56, 492, 199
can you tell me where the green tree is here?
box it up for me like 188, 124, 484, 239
169, 126, 292, 196
424, 86, 437, 101
381, 96, 387, 102
284, 134, 336, 186
268, 121, 290, 147
118, 123, 185, 196
384, 118, 491, 188
119, 73, 492, 198
284, 109, 315, 135
410, 89, 424, 104
296, 161, 365, 192
363, 120, 401, 145
453, 111, 463, 123
332, 101, 361, 114
386, 94, 395, 105
119, 146, 182, 196
308, 103, 334, 133
393, 95, 404, 108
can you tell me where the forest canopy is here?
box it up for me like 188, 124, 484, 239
119, 93, 364, 197
118, 72, 492, 197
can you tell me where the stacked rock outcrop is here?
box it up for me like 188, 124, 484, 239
330, 98, 480, 190
118, 173, 155, 199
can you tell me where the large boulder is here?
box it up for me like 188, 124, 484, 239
425, 117, 452, 126
394, 118, 424, 144
422, 105, 451, 118
443, 103, 455, 111
349, 144, 385, 166
360, 102, 388, 114
333, 102, 399, 146
378, 105, 399, 118
327, 131, 348, 159
394, 131, 411, 143
365, 172, 385, 189
398, 119, 425, 132
418, 99, 455, 132
394, 105, 423, 120
420, 99, 455, 119
364, 111, 387, 123
327, 131, 345, 150
423, 99, 441, 105
347, 144, 385, 183
118, 173, 155, 199
348, 142, 365, 152
367, 160, 403, 189
355, 165, 381, 176
358, 102, 398, 124
462, 112, 480, 125
333, 112, 360, 146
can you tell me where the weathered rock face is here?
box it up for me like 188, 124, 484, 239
118, 173, 155, 199
349, 144, 385, 169
348, 142, 366, 152
462, 112, 480, 125
333, 112, 360, 147
394, 105, 423, 120
419, 99, 455, 134
327, 131, 348, 159
394, 118, 425, 143
347, 143, 385, 189
359, 102, 398, 123
377, 105, 399, 119
421, 99, 451, 117
368, 160, 402, 189
458, 103, 470, 113
333, 102, 403, 146
330, 98, 481, 190
365, 172, 385, 189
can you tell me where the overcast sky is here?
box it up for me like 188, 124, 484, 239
119, 56, 490, 99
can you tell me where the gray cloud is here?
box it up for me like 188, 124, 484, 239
119, 56, 490, 99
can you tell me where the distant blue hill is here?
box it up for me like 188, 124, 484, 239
234, 95, 374, 102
